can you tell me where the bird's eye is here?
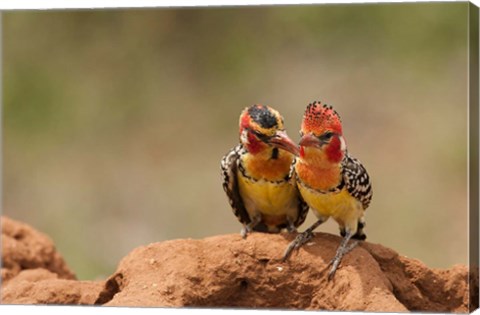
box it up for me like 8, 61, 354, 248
320, 131, 334, 141
253, 130, 270, 143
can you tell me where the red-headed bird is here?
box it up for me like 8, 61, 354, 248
221, 104, 309, 238
283, 101, 373, 279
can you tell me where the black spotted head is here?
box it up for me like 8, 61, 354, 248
238, 104, 298, 155
240, 104, 284, 136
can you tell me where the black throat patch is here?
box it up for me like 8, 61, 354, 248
271, 148, 279, 159
248, 106, 278, 129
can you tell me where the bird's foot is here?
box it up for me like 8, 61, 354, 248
282, 230, 314, 261
327, 240, 358, 280
285, 220, 297, 233
240, 225, 252, 239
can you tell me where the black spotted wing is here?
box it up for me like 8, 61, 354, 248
221, 144, 251, 225
341, 153, 373, 210
291, 160, 310, 227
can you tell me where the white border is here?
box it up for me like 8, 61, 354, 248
0, 0, 477, 314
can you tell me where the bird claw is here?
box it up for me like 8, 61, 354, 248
285, 216, 299, 234
240, 225, 252, 239
240, 228, 247, 239
282, 231, 313, 262
327, 258, 341, 281
286, 222, 297, 233
327, 240, 359, 280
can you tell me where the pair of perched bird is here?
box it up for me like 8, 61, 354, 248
221, 102, 373, 279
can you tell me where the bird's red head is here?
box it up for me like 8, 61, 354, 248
301, 101, 343, 136
299, 101, 345, 163
238, 104, 299, 156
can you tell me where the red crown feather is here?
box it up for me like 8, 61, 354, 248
301, 101, 342, 135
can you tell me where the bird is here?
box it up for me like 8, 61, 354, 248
282, 101, 373, 280
221, 104, 309, 238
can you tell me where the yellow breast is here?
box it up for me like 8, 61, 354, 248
298, 184, 363, 231
237, 171, 298, 216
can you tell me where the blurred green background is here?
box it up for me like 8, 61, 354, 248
3, 3, 469, 280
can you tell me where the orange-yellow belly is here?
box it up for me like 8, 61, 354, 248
237, 170, 298, 218
298, 184, 363, 232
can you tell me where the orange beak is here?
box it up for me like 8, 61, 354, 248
269, 130, 300, 156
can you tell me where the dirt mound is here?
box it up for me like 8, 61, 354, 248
1, 216, 76, 284
1, 216, 477, 312
1, 216, 103, 305
1, 268, 103, 305
97, 233, 474, 312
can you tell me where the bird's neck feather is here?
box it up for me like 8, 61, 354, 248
242, 147, 293, 181
297, 147, 343, 191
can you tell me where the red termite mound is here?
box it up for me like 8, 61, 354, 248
1, 216, 477, 312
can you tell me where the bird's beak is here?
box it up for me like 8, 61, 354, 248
269, 130, 300, 156
299, 133, 322, 148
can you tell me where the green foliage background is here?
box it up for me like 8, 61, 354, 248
3, 3, 469, 280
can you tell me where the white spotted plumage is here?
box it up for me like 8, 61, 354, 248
221, 104, 309, 237
342, 153, 372, 212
